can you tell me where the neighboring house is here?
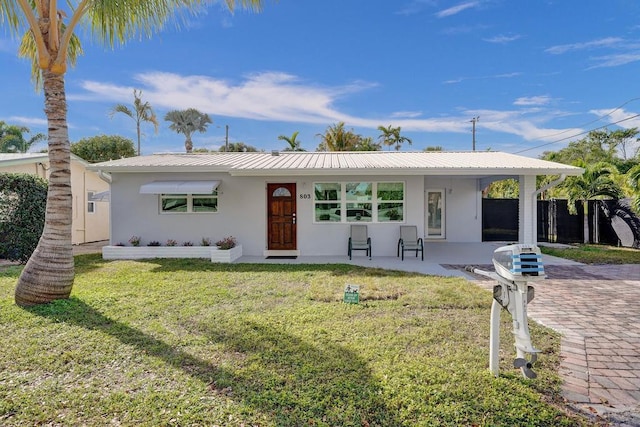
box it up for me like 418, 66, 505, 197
0, 153, 110, 244
88, 151, 583, 257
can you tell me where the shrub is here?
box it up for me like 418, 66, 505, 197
129, 236, 141, 246
182, 241, 193, 247
201, 237, 211, 246
147, 241, 161, 247
215, 236, 237, 250
0, 173, 47, 263
166, 239, 177, 247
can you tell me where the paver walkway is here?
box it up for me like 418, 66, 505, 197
468, 264, 640, 426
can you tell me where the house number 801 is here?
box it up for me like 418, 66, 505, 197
299, 193, 311, 199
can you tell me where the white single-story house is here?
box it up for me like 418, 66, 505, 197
88, 151, 583, 257
0, 153, 110, 244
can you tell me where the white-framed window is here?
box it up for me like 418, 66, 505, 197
87, 192, 96, 214
314, 181, 404, 223
160, 193, 218, 214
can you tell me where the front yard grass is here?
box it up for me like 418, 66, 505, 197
541, 244, 640, 264
0, 255, 597, 426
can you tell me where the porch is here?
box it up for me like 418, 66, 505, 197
236, 242, 581, 279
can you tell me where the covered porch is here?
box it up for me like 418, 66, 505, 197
236, 242, 580, 279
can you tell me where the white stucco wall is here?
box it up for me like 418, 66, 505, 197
424, 176, 482, 242
109, 173, 436, 257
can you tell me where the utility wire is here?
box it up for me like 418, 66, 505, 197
511, 97, 640, 154
513, 113, 640, 154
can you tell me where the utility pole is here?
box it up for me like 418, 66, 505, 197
470, 116, 479, 151
225, 125, 229, 151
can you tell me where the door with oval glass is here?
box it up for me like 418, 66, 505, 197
267, 183, 297, 250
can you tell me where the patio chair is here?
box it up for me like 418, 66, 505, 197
348, 224, 372, 260
397, 225, 424, 261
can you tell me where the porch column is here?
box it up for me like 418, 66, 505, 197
518, 175, 536, 244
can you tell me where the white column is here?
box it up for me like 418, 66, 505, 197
518, 175, 536, 244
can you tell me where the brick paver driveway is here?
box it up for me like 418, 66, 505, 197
473, 264, 640, 426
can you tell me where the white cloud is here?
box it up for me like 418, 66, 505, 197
545, 37, 624, 54
74, 71, 587, 145
513, 95, 552, 106
443, 72, 521, 84
395, 0, 435, 16
589, 108, 640, 129
483, 34, 521, 44
435, 1, 479, 18
588, 53, 640, 68
390, 111, 423, 119
6, 116, 48, 127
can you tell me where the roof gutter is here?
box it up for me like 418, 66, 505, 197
97, 170, 112, 184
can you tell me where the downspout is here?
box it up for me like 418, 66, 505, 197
532, 174, 566, 244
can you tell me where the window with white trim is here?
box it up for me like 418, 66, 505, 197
160, 192, 218, 214
87, 192, 96, 214
314, 182, 404, 223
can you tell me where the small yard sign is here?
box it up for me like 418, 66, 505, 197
343, 284, 360, 304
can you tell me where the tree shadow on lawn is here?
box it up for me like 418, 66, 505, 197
26, 297, 402, 426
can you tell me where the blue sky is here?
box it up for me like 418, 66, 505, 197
2, 0, 640, 157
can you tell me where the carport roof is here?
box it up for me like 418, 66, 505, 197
88, 151, 584, 177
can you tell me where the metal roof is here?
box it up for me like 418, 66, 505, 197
87, 151, 584, 176
0, 152, 90, 167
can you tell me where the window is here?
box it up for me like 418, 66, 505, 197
314, 183, 341, 222
160, 192, 218, 214
314, 182, 404, 223
87, 192, 96, 214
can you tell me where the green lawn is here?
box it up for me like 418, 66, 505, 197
0, 255, 596, 426
541, 244, 640, 264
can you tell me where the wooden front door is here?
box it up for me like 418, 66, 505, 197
267, 183, 297, 250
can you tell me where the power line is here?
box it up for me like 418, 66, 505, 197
513, 112, 640, 154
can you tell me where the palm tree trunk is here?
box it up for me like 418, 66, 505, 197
15, 70, 75, 306
583, 201, 589, 244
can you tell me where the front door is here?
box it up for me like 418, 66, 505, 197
267, 183, 297, 250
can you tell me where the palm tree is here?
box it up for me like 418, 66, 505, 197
4, 0, 263, 306
317, 122, 361, 151
0, 121, 46, 152
278, 131, 305, 151
165, 109, 212, 153
110, 89, 158, 156
627, 164, 640, 214
564, 161, 623, 243
377, 125, 412, 151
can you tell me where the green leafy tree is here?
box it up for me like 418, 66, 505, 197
3, 0, 263, 306
0, 121, 46, 153
354, 136, 381, 151
0, 173, 47, 263
279, 131, 305, 151
218, 142, 259, 152
110, 89, 158, 156
563, 161, 623, 243
627, 164, 640, 213
424, 146, 443, 152
71, 135, 136, 163
165, 108, 212, 153
377, 125, 412, 151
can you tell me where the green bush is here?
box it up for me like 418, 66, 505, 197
0, 173, 47, 263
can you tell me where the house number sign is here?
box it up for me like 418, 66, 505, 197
299, 193, 312, 199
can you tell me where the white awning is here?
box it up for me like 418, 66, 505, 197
88, 190, 110, 201
139, 180, 221, 195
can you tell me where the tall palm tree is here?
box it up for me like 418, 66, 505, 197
278, 131, 305, 151
165, 109, 212, 153
377, 125, 412, 151
0, 121, 46, 152
564, 161, 622, 243
4, 0, 263, 306
110, 89, 158, 156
